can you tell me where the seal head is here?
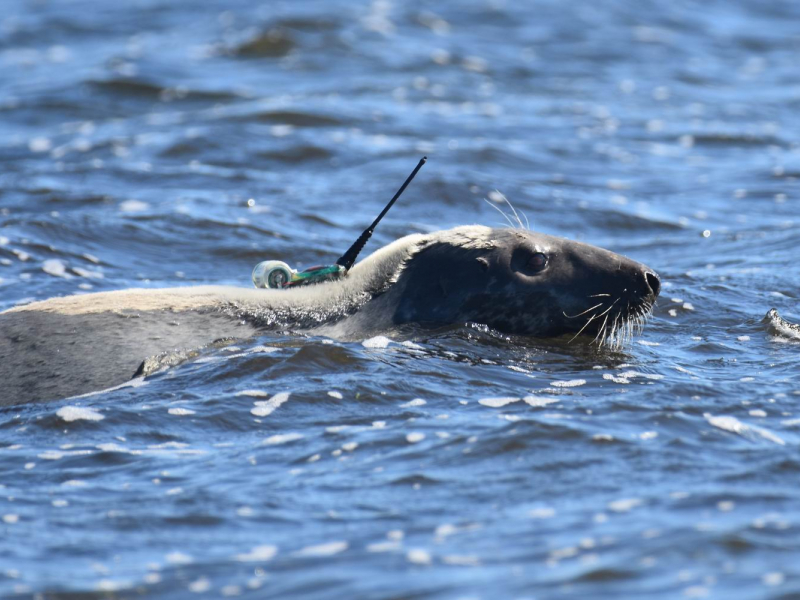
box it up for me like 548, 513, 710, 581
380, 227, 660, 346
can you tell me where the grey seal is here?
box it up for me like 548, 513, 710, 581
0, 226, 659, 405
764, 308, 800, 341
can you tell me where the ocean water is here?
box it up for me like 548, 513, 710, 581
1, 0, 799, 597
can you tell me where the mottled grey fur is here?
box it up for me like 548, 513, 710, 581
764, 308, 800, 341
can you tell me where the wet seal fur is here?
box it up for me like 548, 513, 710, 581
764, 308, 800, 341
0, 226, 660, 405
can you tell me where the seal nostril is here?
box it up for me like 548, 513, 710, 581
645, 272, 661, 297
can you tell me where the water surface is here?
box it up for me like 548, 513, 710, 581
1, 0, 799, 597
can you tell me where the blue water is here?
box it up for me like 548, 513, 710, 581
1, 0, 800, 597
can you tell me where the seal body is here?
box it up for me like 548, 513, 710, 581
0, 226, 660, 405
764, 308, 800, 341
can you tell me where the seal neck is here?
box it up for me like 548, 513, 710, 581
228, 233, 428, 330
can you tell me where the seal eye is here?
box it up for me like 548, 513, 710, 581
510, 248, 549, 276
527, 252, 548, 272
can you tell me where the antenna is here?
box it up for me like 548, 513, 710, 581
335, 156, 426, 271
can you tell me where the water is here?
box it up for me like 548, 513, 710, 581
1, 0, 799, 597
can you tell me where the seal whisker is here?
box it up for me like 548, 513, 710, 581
593, 312, 611, 346
596, 297, 623, 346
588, 293, 612, 298
590, 293, 655, 350
609, 313, 622, 349
604, 318, 615, 347
520, 208, 530, 231
500, 196, 526, 230
563, 302, 604, 319
593, 298, 619, 321
568, 310, 601, 344
617, 314, 629, 349
484, 198, 519, 230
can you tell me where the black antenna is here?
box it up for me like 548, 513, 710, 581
336, 156, 427, 270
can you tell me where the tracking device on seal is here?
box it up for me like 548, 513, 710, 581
252, 157, 427, 289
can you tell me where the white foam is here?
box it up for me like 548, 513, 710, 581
97, 443, 137, 454
529, 507, 556, 519
442, 554, 480, 566
119, 199, 149, 213
705, 414, 785, 445
168, 408, 196, 416
28, 137, 52, 152
367, 541, 401, 553
763, 572, 785, 586
72, 267, 104, 279
57, 406, 104, 422
717, 500, 735, 512
251, 392, 291, 417
407, 549, 432, 565
479, 396, 557, 408
551, 379, 586, 388
38, 451, 64, 460
608, 498, 643, 513
262, 433, 303, 445
478, 397, 519, 408
294, 541, 348, 557
523, 396, 558, 407
165, 551, 193, 565
327, 391, 343, 399
362, 336, 391, 348
43, 259, 69, 278
236, 390, 268, 397
188, 577, 210, 593
326, 425, 349, 433
605, 371, 664, 384
96, 579, 132, 593
401, 398, 427, 407
401, 340, 425, 350
406, 432, 425, 443
234, 545, 277, 562
248, 345, 279, 354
